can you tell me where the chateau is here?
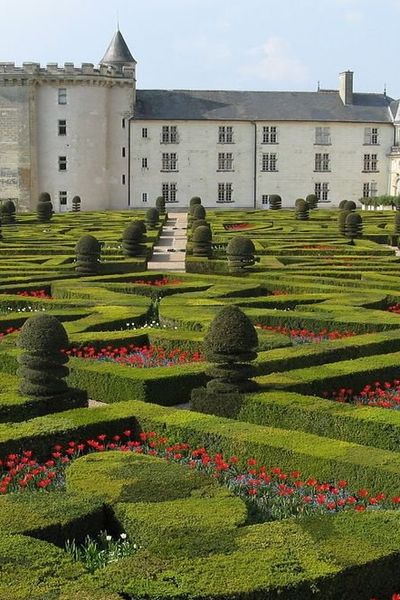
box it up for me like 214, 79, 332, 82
1, 30, 400, 212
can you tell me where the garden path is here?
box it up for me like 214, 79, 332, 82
147, 212, 187, 272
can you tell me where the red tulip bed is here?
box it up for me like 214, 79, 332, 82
62, 344, 204, 367
131, 277, 182, 286
0, 326, 20, 341
388, 303, 400, 315
1, 430, 399, 522
325, 380, 400, 410
223, 223, 252, 231
16, 289, 53, 299
256, 323, 356, 344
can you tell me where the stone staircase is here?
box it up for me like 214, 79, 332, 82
147, 212, 187, 272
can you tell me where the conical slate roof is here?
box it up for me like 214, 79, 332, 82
100, 30, 136, 65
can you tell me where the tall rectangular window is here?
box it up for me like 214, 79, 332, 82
59, 191, 67, 206
142, 158, 148, 168
58, 120, 67, 136
161, 153, 177, 171
58, 88, 67, 105
122, 147, 126, 158
261, 194, 269, 205
122, 118, 126, 129
261, 153, 278, 172
364, 127, 379, 145
58, 156, 67, 171
142, 127, 148, 138
142, 192, 148, 203
315, 153, 330, 172
122, 174, 126, 185
262, 126, 278, 144
218, 126, 233, 143
161, 126, 178, 143
315, 127, 331, 145
363, 182, 378, 197
363, 154, 378, 172
162, 183, 178, 203
315, 182, 329, 201
217, 153, 233, 170
217, 183, 233, 203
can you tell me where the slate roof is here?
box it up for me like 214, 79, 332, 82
134, 89, 395, 123
100, 30, 136, 65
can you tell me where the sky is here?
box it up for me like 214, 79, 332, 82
0, 0, 399, 97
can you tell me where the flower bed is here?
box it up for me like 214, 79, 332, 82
2, 430, 400, 523
326, 380, 400, 410
16, 289, 53, 299
388, 303, 400, 315
63, 344, 204, 368
0, 326, 19, 341
131, 277, 182, 286
223, 223, 252, 231
256, 323, 356, 344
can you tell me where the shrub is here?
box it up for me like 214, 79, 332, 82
37, 192, 53, 222
192, 225, 212, 258
122, 222, 146, 257
343, 200, 357, 211
226, 236, 256, 273
146, 207, 159, 229
306, 194, 318, 209
394, 212, 400, 235
338, 209, 351, 236
295, 198, 304, 208
75, 234, 101, 275
339, 200, 348, 209
192, 204, 206, 220
72, 196, 81, 212
189, 196, 202, 208
295, 199, 309, 221
0, 200, 16, 224
345, 212, 363, 244
155, 196, 166, 215
192, 218, 210, 232
269, 195, 282, 210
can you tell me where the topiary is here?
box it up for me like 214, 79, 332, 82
155, 196, 166, 215
343, 200, 357, 211
17, 315, 69, 401
192, 204, 206, 220
192, 225, 212, 258
345, 212, 363, 244
295, 198, 305, 208
37, 192, 53, 222
72, 196, 81, 212
226, 237, 256, 273
338, 210, 351, 236
306, 194, 318, 209
75, 234, 101, 275
0, 199, 16, 224
394, 211, 400, 235
268, 195, 282, 210
189, 196, 202, 208
192, 218, 210, 233
146, 207, 159, 229
295, 199, 309, 221
122, 222, 146, 257
339, 199, 348, 209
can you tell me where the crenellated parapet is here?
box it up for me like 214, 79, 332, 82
0, 62, 135, 86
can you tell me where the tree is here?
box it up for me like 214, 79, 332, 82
122, 221, 146, 257
192, 225, 212, 258
338, 210, 351, 237
0, 200, 16, 224
269, 195, 282, 210
75, 234, 101, 275
72, 196, 81, 212
146, 207, 159, 229
155, 196, 166, 215
306, 194, 318, 209
226, 236, 256, 273
295, 199, 309, 221
345, 212, 363, 244
37, 192, 53, 222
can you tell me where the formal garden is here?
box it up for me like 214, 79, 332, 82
2, 194, 400, 599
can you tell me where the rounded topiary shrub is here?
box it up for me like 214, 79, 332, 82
269, 195, 282, 210
295, 198, 305, 208
75, 234, 101, 275
338, 210, 351, 236
146, 207, 159, 229
37, 192, 53, 222
192, 225, 212, 258
72, 196, 81, 212
122, 222, 146, 257
339, 199, 348, 209
192, 204, 206, 220
189, 196, 202, 208
343, 200, 357, 211
226, 236, 256, 273
345, 212, 363, 243
192, 218, 210, 232
0, 200, 16, 224
155, 196, 166, 215
295, 199, 309, 221
306, 194, 318, 209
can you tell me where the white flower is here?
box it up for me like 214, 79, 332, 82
106, 535, 112, 541
120, 533, 127, 540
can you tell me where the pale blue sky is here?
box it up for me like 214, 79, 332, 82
1, 0, 399, 97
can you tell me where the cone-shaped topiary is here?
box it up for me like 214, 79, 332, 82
269, 194, 282, 210
72, 196, 81, 212
0, 199, 16, 224
75, 234, 101, 275
203, 305, 258, 394
37, 192, 53, 222
345, 212, 363, 244
155, 196, 166, 215
226, 236, 256, 273
192, 225, 212, 258
394, 211, 400, 235
339, 199, 348, 209
343, 200, 357, 211
122, 221, 146, 257
338, 210, 351, 236
295, 199, 309, 220
146, 207, 159, 229
306, 194, 318, 209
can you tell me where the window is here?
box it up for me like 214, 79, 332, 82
59, 191, 67, 206
161, 153, 177, 171
261, 153, 278, 172
58, 120, 67, 136
58, 156, 67, 171
58, 88, 67, 105
218, 153, 233, 171
262, 126, 278, 144
315, 153, 330, 172
161, 126, 178, 143
364, 127, 379, 145
261, 194, 269, 205
142, 193, 148, 203
315, 182, 329, 201
122, 118, 126, 129
122, 174, 126, 185
315, 127, 331, 145
122, 147, 126, 158
142, 127, 148, 139
218, 126, 233, 143
217, 183, 233, 203
162, 182, 177, 203
363, 182, 378, 197
142, 157, 148, 168
363, 154, 378, 172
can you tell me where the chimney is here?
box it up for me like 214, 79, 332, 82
339, 70, 353, 105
